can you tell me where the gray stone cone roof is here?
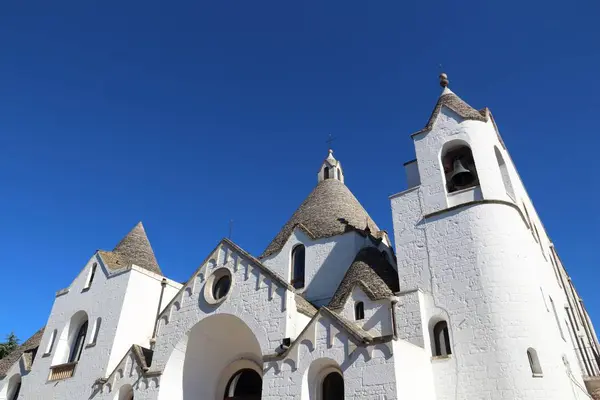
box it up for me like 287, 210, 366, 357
413, 90, 488, 137
100, 222, 162, 275
329, 246, 400, 309
0, 327, 45, 379
261, 179, 380, 258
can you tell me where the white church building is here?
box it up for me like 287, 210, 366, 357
2, 75, 600, 400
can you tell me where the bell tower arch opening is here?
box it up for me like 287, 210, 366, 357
441, 141, 479, 193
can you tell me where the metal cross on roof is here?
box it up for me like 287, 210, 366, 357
326, 133, 336, 149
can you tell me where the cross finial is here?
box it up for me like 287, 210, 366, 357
326, 133, 336, 151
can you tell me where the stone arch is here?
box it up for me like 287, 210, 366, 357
301, 358, 344, 400
52, 310, 89, 365
158, 314, 263, 400
114, 383, 134, 400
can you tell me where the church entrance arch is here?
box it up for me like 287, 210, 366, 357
224, 368, 262, 399
158, 313, 263, 400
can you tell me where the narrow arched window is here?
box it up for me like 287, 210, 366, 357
84, 263, 97, 290
322, 371, 344, 400
291, 245, 306, 289
355, 302, 365, 321
433, 321, 451, 356
337, 168, 341, 181
68, 320, 88, 363
118, 384, 134, 400
527, 348, 543, 376
11, 381, 21, 400
324, 168, 330, 179
7, 375, 21, 400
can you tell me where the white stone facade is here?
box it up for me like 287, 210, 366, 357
1, 81, 598, 400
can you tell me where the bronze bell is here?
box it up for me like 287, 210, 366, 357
450, 159, 475, 188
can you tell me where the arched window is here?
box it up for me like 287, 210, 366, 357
117, 384, 134, 400
442, 144, 479, 193
322, 371, 344, 400
291, 245, 306, 289
7, 375, 21, 400
354, 302, 365, 321
433, 321, 451, 356
84, 263, 97, 290
495, 147, 515, 200
68, 320, 88, 363
45, 329, 57, 355
527, 348, 543, 376
337, 168, 341, 181
11, 382, 21, 400
323, 168, 330, 180
224, 369, 262, 399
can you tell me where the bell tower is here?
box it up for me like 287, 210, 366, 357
390, 74, 586, 400
403, 73, 520, 215
318, 149, 344, 183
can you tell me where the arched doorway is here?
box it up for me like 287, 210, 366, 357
302, 358, 344, 400
224, 369, 262, 399
159, 314, 263, 400
322, 371, 343, 399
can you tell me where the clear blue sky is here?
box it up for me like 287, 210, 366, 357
1, 1, 599, 342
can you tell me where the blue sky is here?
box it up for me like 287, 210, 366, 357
1, 0, 599, 342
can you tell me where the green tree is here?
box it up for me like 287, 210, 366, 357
0, 332, 19, 360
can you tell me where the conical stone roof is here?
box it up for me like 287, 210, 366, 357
99, 222, 162, 275
413, 87, 488, 137
261, 178, 380, 258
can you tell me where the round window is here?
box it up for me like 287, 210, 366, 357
213, 275, 231, 300
204, 268, 233, 305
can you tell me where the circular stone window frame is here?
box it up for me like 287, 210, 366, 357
204, 267, 233, 305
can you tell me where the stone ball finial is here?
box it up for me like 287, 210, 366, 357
439, 73, 449, 88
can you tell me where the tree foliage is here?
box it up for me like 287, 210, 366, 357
0, 332, 20, 360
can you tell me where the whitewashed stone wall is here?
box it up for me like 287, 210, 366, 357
148, 240, 305, 399
261, 229, 380, 306
337, 287, 393, 337
262, 314, 399, 400
391, 103, 591, 399
11, 254, 179, 400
